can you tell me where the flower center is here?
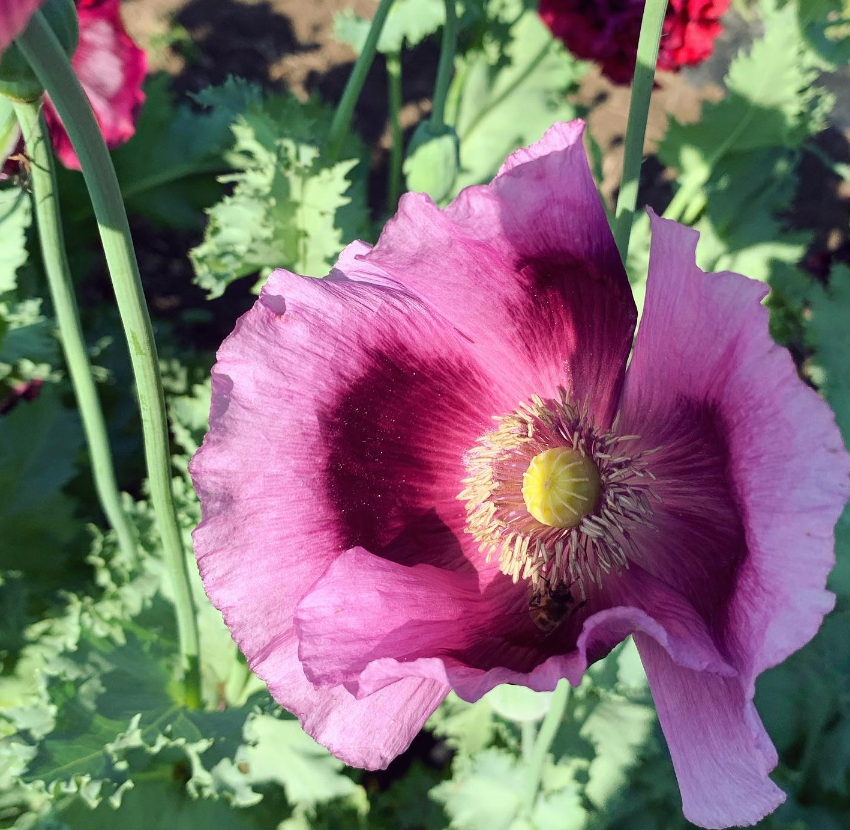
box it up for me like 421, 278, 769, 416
521, 447, 601, 528
459, 388, 658, 606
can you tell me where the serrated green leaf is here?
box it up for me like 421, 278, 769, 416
332, 9, 372, 53
0, 298, 57, 368
190, 91, 368, 298
427, 692, 498, 757
109, 75, 259, 228
658, 0, 834, 251
533, 786, 585, 830
757, 611, 850, 800
805, 264, 850, 598
579, 693, 655, 808
830, 506, 850, 597
781, 0, 850, 68
449, 8, 583, 193
403, 122, 460, 203
85, 472, 262, 710
660, 1, 829, 174
380, 0, 446, 51
432, 749, 525, 830
12, 614, 268, 810
807, 265, 850, 437
169, 379, 212, 460
0, 388, 85, 588
20, 628, 177, 788
236, 714, 363, 808
47, 777, 265, 830
336, 0, 446, 54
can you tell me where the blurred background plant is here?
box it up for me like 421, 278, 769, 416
1, 0, 850, 828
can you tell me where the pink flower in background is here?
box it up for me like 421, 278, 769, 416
190, 121, 849, 829
539, 0, 731, 85
0, 0, 44, 58
1, 0, 145, 171
44, 0, 146, 169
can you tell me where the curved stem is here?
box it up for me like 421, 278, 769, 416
15, 12, 201, 708
326, 0, 395, 160
612, 0, 669, 261
12, 98, 137, 564
430, 0, 457, 134
522, 681, 570, 812
386, 50, 403, 214
443, 55, 468, 129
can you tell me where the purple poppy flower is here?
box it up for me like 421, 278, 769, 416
190, 121, 849, 829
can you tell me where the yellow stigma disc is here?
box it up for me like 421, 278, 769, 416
521, 447, 601, 528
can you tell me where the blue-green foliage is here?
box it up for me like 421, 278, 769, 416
1, 0, 849, 829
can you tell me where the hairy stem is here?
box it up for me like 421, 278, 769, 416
12, 98, 137, 564
613, 0, 669, 261
326, 0, 395, 159
15, 12, 201, 708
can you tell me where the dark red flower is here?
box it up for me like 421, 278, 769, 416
43, 0, 146, 169
539, 0, 730, 85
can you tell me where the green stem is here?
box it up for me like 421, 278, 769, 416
443, 56, 468, 128
612, 0, 669, 261
386, 50, 403, 214
326, 0, 395, 159
430, 0, 457, 134
521, 719, 537, 767
15, 12, 201, 708
12, 99, 137, 564
522, 681, 570, 812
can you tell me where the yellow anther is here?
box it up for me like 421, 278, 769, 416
521, 447, 601, 528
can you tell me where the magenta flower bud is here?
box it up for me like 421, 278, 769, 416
190, 122, 849, 829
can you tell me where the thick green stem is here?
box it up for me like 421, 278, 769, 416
386, 50, 403, 214
12, 99, 136, 564
326, 0, 395, 159
522, 681, 570, 812
15, 12, 201, 708
430, 0, 457, 134
612, 0, 669, 261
